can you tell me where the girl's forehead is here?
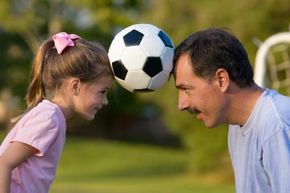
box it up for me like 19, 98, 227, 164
90, 76, 113, 88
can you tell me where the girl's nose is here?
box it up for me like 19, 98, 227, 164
103, 96, 109, 106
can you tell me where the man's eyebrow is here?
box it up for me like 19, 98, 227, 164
175, 84, 192, 89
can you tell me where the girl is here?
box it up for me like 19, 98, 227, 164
0, 32, 113, 193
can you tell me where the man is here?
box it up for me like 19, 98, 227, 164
173, 28, 290, 193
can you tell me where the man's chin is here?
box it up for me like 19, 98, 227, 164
202, 120, 217, 128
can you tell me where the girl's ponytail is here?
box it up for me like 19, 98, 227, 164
25, 40, 52, 110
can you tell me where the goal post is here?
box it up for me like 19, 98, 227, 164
254, 32, 290, 94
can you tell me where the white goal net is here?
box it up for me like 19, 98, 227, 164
254, 32, 290, 95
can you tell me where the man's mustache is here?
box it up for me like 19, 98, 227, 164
187, 107, 201, 114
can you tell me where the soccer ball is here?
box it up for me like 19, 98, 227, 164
108, 23, 174, 92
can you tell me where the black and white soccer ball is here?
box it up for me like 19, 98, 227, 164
108, 23, 174, 92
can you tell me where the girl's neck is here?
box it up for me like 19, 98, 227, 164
50, 97, 73, 120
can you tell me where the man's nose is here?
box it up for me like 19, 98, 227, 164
178, 93, 189, 111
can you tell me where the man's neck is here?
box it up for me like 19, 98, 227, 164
227, 83, 264, 126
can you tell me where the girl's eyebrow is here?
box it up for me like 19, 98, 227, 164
104, 86, 112, 91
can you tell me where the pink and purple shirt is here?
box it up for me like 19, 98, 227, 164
0, 100, 66, 193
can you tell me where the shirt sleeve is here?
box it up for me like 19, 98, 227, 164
263, 127, 290, 193
11, 111, 60, 157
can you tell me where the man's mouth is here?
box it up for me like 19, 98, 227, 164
187, 108, 201, 115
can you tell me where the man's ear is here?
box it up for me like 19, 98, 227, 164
68, 78, 81, 95
214, 68, 230, 92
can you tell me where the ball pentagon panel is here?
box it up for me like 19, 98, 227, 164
111, 60, 128, 80
123, 29, 144, 46
158, 31, 174, 48
143, 57, 163, 77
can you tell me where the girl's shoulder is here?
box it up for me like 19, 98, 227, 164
19, 100, 65, 126
27, 100, 59, 116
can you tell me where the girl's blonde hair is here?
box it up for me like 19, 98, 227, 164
26, 37, 113, 110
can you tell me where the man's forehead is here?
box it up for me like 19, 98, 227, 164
175, 58, 194, 78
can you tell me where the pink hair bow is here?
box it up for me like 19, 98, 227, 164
52, 32, 80, 54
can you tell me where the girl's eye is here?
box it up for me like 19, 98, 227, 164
100, 89, 109, 95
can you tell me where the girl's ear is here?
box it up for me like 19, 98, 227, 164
214, 68, 230, 92
68, 78, 81, 95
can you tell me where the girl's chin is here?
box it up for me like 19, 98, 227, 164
79, 112, 96, 121
85, 114, 96, 120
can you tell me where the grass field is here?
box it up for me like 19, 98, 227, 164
50, 137, 234, 193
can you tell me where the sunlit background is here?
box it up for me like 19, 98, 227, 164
0, 0, 290, 192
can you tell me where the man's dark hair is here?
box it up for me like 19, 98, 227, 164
173, 28, 254, 88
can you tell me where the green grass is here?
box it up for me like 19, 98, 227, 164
50, 137, 234, 193
51, 176, 234, 193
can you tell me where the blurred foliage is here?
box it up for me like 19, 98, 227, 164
1, 0, 290, 174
